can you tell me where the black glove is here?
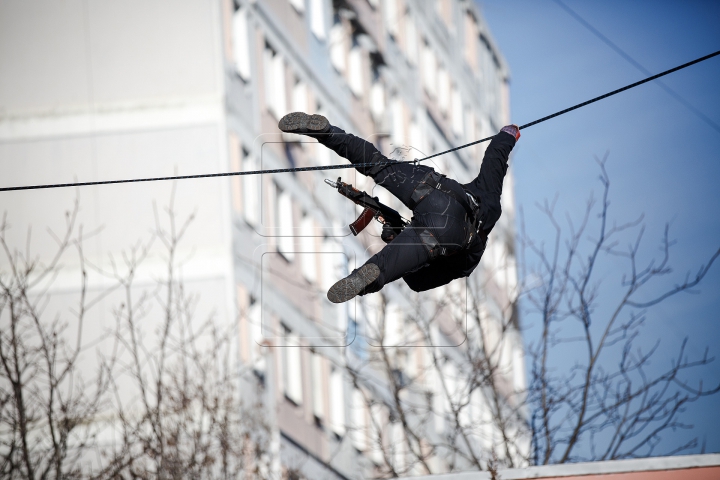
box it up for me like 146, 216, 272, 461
381, 223, 397, 243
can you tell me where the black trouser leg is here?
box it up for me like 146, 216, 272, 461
316, 127, 433, 210
358, 227, 431, 294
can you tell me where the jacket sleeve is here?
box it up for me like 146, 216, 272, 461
465, 131, 516, 234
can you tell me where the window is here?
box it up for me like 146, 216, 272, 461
436, 0, 452, 28
513, 341, 526, 392
348, 317, 367, 360
432, 368, 445, 433
370, 81, 385, 119
368, 403, 384, 463
405, 15, 418, 65
384, 303, 403, 345
289, 0, 304, 14
329, 15, 346, 73
247, 296, 265, 373
232, 7, 251, 80
465, 111, 477, 157
464, 11, 479, 73
320, 239, 347, 331
478, 390, 494, 450
329, 367, 346, 435
315, 102, 332, 166
282, 325, 303, 404
438, 67, 450, 114
310, 0, 326, 40
370, 62, 385, 119
315, 136, 331, 167
242, 148, 260, 226
299, 214, 317, 282
275, 185, 295, 260
391, 423, 406, 472
451, 86, 463, 137
383, 0, 398, 37
348, 37, 364, 96
409, 121, 424, 160
329, 251, 352, 343
292, 78, 308, 114
501, 335, 512, 378
443, 361, 458, 426
391, 97, 406, 148
449, 279, 464, 322
263, 43, 287, 119
479, 38, 492, 89
230, 136, 243, 212
351, 388, 367, 450
478, 115, 491, 158
320, 238, 342, 290
421, 41, 437, 97
405, 341, 418, 380
311, 350, 325, 420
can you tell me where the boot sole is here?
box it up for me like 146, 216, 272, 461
327, 263, 380, 304
278, 112, 329, 134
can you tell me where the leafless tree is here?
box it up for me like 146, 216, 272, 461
0, 189, 274, 479
341, 252, 529, 477
0, 198, 113, 479
3, 159, 718, 480
521, 156, 720, 464
335, 156, 719, 478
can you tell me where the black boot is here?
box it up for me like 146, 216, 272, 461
278, 112, 331, 137
327, 263, 380, 304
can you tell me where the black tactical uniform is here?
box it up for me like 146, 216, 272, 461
278, 112, 517, 303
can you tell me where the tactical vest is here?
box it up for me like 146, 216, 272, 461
408, 170, 483, 259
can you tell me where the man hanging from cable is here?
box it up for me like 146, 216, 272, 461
278, 112, 519, 303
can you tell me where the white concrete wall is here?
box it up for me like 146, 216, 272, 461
0, 0, 234, 406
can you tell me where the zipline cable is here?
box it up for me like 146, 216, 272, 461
2, 49, 719, 193
419, 48, 720, 163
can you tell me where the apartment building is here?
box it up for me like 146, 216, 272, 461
0, 0, 523, 478
229, 0, 525, 477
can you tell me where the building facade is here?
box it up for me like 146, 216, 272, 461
229, 0, 525, 477
0, 0, 523, 478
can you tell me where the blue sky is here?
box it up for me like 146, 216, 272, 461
478, 0, 720, 456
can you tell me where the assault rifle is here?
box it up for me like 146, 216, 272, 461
324, 177, 408, 236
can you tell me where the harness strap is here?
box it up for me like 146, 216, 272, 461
410, 171, 484, 257
430, 176, 476, 219
409, 171, 477, 219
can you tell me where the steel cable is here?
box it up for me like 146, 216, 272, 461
2, 49, 718, 193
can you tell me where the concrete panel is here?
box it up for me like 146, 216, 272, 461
0, 136, 97, 260
0, 0, 219, 115
87, 0, 219, 104
0, 0, 90, 113
2, 275, 232, 424
0, 124, 226, 268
